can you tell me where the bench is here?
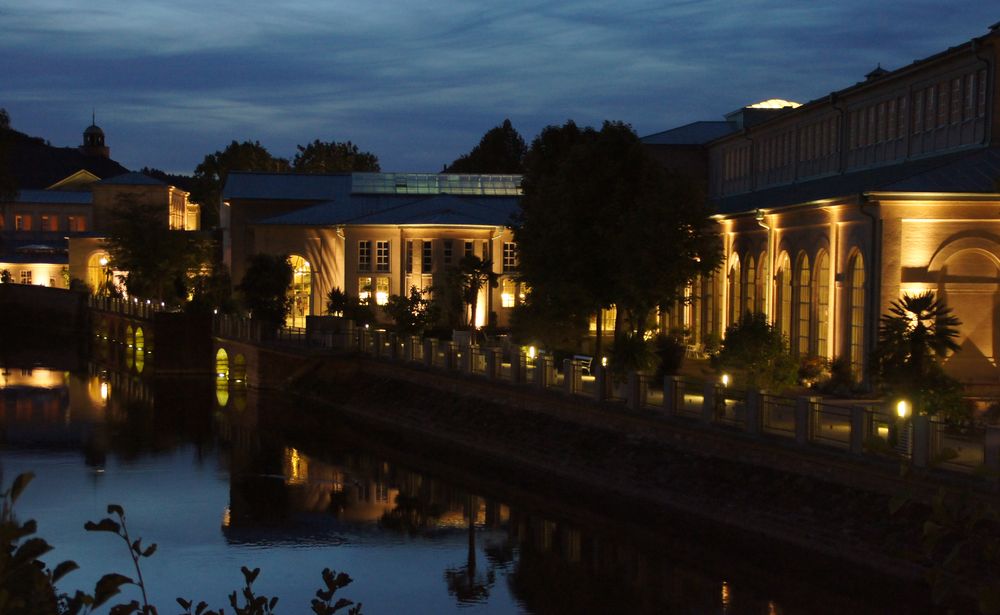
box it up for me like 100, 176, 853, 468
572, 354, 593, 375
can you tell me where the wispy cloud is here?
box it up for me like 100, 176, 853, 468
0, 0, 995, 173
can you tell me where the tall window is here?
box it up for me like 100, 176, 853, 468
728, 259, 742, 326
376, 240, 390, 272
501, 278, 516, 308
14, 215, 30, 231
20, 270, 32, 285
358, 241, 371, 272
795, 253, 811, 356
848, 253, 866, 378
815, 251, 830, 358
745, 255, 757, 314
776, 253, 792, 342
287, 255, 311, 328
422, 241, 433, 273
375, 277, 389, 306
464, 241, 474, 258
443, 240, 453, 265
358, 276, 373, 303
503, 242, 517, 272
405, 240, 414, 273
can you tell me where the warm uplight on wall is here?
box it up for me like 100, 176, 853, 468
896, 399, 911, 419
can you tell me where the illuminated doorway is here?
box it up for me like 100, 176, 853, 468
287, 255, 312, 328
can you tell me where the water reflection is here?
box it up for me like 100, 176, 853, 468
0, 359, 928, 614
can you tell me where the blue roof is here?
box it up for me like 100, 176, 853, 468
223, 172, 352, 201
641, 121, 735, 146
259, 193, 519, 227
0, 237, 68, 265
14, 190, 92, 205
97, 172, 166, 186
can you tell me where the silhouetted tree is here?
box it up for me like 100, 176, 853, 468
237, 253, 293, 326
104, 195, 213, 303
292, 140, 380, 174
0, 108, 16, 201
444, 119, 526, 174
515, 120, 720, 358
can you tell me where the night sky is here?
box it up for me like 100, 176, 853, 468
1, 1, 996, 174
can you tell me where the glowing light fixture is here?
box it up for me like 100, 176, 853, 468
896, 399, 911, 419
601, 356, 608, 367
98, 256, 109, 267
527, 346, 537, 360
721, 374, 730, 387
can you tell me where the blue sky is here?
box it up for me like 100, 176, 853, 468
1, 1, 996, 174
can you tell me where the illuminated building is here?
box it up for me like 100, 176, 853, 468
646, 23, 1000, 392
222, 172, 521, 328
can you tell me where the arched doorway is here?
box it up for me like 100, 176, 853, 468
287, 255, 312, 328
216, 348, 229, 380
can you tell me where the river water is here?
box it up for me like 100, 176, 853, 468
0, 354, 926, 614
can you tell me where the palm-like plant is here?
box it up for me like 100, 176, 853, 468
874, 291, 963, 416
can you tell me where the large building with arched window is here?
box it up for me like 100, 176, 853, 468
646, 22, 1000, 393
222, 172, 522, 328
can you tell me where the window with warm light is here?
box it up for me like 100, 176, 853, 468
848, 253, 866, 378
815, 251, 830, 357
796, 253, 811, 356
443, 240, 453, 265
375, 277, 389, 306
15, 215, 30, 231
358, 276, 372, 303
501, 278, 516, 308
405, 240, 414, 273
422, 240, 432, 273
19, 270, 32, 285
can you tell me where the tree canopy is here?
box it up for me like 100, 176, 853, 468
444, 119, 526, 174
292, 139, 380, 174
514, 120, 721, 351
103, 195, 212, 303
237, 253, 293, 325
190, 141, 290, 228
0, 108, 16, 201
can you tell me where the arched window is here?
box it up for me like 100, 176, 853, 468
796, 253, 811, 356
287, 255, 312, 328
848, 253, 866, 378
745, 255, 756, 315
728, 257, 742, 326
776, 253, 792, 342
814, 251, 830, 358
756, 253, 767, 314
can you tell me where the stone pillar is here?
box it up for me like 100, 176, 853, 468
460, 345, 474, 374
595, 366, 610, 403
535, 356, 553, 389
702, 382, 717, 426
423, 338, 436, 368
663, 376, 680, 415
510, 351, 527, 384
745, 390, 763, 435
911, 415, 930, 469
849, 405, 866, 456
626, 372, 642, 411
485, 348, 499, 379
795, 396, 816, 446
444, 342, 457, 370
373, 330, 385, 358
563, 359, 576, 395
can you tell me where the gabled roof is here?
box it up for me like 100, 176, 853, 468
258, 193, 519, 227
223, 172, 352, 201
641, 121, 735, 146
713, 146, 1000, 214
46, 170, 101, 191
14, 190, 92, 205
96, 172, 165, 186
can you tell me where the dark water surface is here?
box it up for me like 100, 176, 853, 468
0, 359, 926, 614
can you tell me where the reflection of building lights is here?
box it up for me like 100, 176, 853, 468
721, 581, 731, 609
896, 399, 911, 418
877, 425, 889, 438
221, 506, 231, 528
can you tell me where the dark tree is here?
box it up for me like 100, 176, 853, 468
712, 312, 798, 391
383, 286, 432, 334
190, 141, 290, 228
104, 195, 212, 303
0, 108, 16, 201
292, 139, 380, 174
444, 119, 526, 174
515, 120, 721, 356
238, 253, 293, 325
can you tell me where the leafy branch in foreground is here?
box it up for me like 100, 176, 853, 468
0, 472, 363, 614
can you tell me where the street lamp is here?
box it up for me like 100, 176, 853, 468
896, 399, 911, 419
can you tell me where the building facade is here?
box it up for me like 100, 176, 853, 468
222, 172, 522, 328
647, 23, 1000, 393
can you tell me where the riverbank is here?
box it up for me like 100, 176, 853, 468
282, 359, 953, 610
